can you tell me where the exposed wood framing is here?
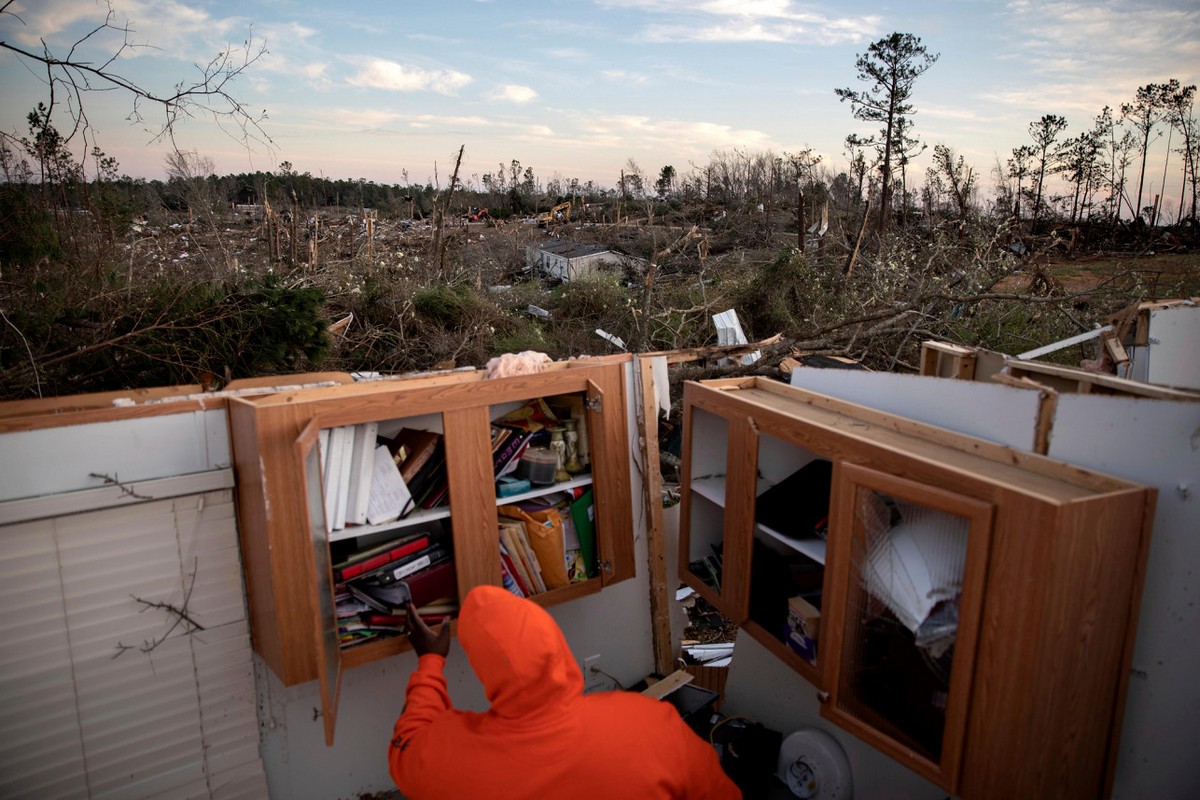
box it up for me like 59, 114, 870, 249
635, 355, 674, 676
990, 373, 1058, 455
920, 340, 978, 380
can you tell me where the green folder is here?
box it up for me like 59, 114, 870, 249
569, 489, 597, 577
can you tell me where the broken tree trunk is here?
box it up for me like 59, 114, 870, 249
843, 198, 871, 276
797, 189, 806, 253
432, 144, 466, 276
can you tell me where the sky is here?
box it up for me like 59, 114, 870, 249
1, 0, 1198, 204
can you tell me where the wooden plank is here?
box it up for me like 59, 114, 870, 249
719, 415, 759, 621
227, 398, 317, 685
589, 369, 636, 585
1004, 359, 1200, 401
640, 668, 694, 700
636, 356, 674, 676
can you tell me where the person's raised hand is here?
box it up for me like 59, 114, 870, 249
406, 601, 450, 658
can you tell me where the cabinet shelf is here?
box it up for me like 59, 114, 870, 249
328, 475, 596, 544
328, 505, 451, 543
755, 522, 826, 565
494, 474, 593, 507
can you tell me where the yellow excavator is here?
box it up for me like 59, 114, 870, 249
536, 201, 571, 227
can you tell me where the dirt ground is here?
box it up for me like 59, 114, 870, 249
999, 251, 1200, 297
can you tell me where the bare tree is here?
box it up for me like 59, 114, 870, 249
835, 32, 939, 229
0, 1, 270, 156
1161, 81, 1197, 224
1121, 83, 1173, 223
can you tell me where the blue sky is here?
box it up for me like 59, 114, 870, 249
2, 0, 1198, 204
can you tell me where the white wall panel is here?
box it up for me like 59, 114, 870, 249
1047, 393, 1200, 799
790, 367, 1042, 449
0, 409, 229, 502
1146, 306, 1200, 389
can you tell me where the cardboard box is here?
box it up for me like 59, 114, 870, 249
786, 595, 820, 663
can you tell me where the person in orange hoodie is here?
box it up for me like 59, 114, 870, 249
389, 585, 742, 799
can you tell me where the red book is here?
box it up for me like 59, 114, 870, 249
336, 534, 430, 581
500, 546, 531, 596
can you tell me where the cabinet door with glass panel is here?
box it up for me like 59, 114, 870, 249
820, 462, 993, 790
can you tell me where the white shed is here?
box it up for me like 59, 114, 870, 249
526, 238, 620, 281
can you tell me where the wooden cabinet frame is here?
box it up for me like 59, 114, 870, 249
677, 376, 1155, 799
229, 360, 635, 702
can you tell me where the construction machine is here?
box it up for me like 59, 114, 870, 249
536, 201, 571, 227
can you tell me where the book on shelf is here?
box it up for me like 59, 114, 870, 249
491, 425, 534, 478
319, 426, 345, 532
406, 438, 448, 513
500, 501, 582, 590
334, 531, 431, 582
347, 558, 456, 612
334, 424, 356, 530
358, 543, 452, 586
389, 428, 441, 485
499, 547, 526, 598
344, 422, 380, 526
498, 521, 532, 592
364, 444, 413, 526
493, 397, 562, 433
499, 518, 545, 594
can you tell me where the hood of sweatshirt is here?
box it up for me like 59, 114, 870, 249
457, 585, 584, 721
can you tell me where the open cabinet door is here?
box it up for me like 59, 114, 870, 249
584, 377, 635, 586
296, 418, 343, 746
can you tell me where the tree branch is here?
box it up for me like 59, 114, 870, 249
0, 2, 271, 150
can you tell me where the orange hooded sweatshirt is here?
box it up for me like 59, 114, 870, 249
389, 585, 742, 800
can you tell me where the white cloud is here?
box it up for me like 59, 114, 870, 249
983, 2, 1200, 124
2, 0, 102, 46
409, 114, 491, 127
347, 58, 472, 94
319, 108, 405, 129
489, 84, 539, 103
2, 0, 248, 58
601, 69, 650, 85
582, 113, 778, 152
1004, 2, 1199, 88
596, 0, 881, 44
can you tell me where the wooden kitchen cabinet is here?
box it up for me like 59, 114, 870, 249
229, 359, 635, 741
678, 376, 1155, 799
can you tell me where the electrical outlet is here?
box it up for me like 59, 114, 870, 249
583, 654, 605, 693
